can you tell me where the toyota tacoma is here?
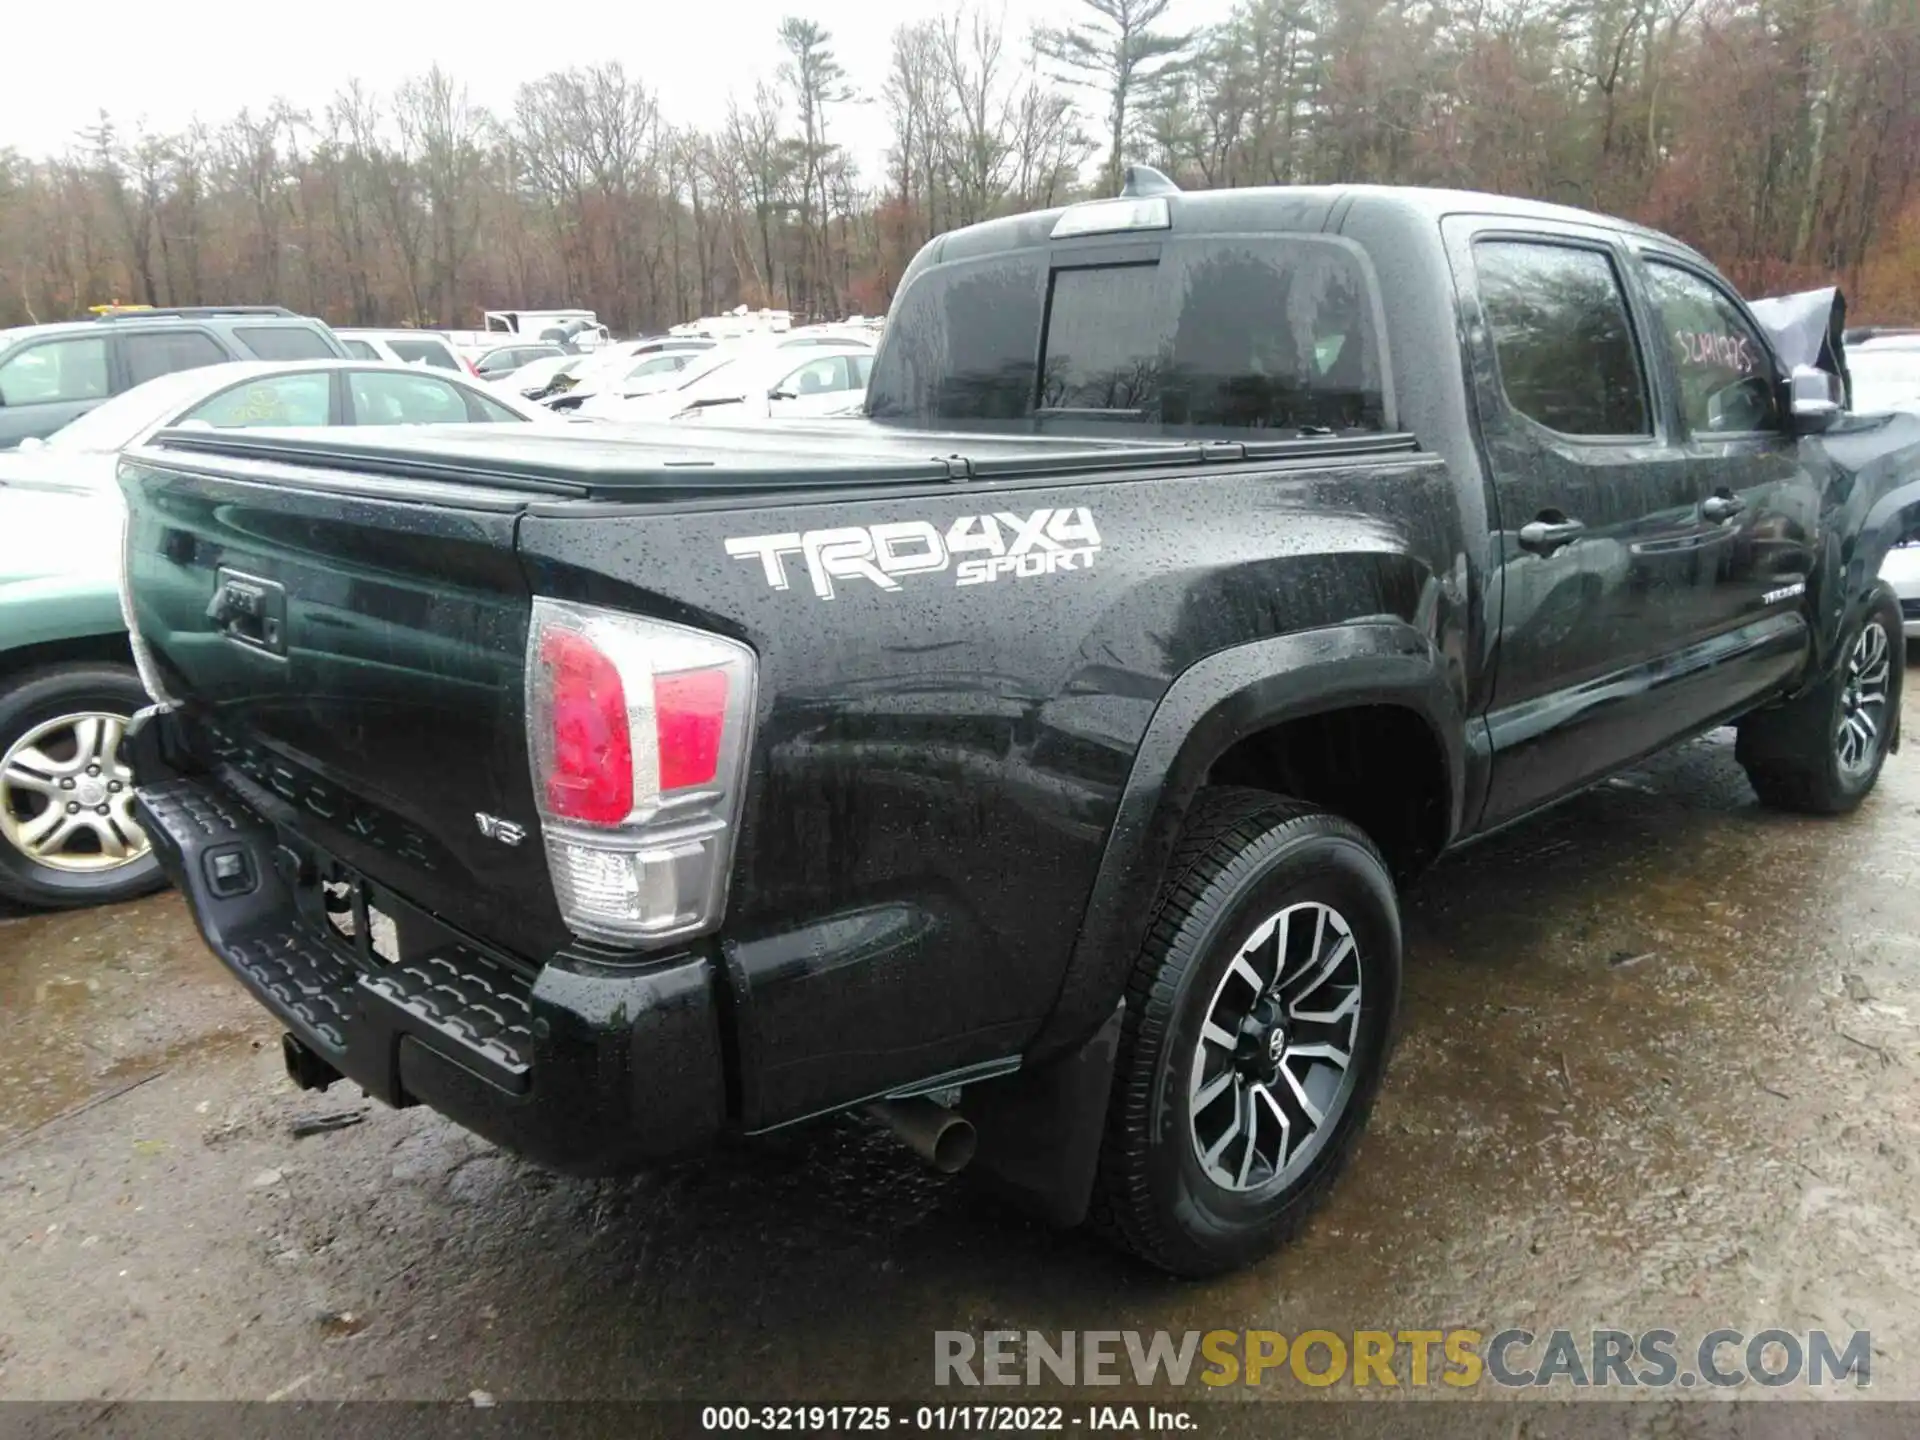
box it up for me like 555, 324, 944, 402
117, 175, 1920, 1275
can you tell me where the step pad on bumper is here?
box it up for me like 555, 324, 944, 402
362, 956, 534, 1078
138, 777, 534, 1092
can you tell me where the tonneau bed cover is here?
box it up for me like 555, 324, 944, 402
130, 418, 1420, 502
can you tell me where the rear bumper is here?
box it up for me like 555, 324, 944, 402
128, 705, 727, 1175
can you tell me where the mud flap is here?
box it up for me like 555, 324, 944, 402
961, 1002, 1123, 1228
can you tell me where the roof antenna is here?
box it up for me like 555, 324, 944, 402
1120, 164, 1182, 199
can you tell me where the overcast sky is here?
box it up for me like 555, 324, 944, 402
3, 0, 1236, 183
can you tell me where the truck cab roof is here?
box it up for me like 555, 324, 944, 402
916, 182, 1704, 272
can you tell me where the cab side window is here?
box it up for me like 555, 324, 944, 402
1473, 240, 1650, 437
1642, 261, 1781, 435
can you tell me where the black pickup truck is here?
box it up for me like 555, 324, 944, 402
117, 176, 1920, 1276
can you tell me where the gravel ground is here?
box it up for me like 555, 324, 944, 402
5, 688, 1920, 1419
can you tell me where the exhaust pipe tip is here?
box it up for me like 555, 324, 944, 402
866, 1097, 977, 1174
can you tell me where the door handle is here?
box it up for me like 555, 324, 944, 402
1517, 516, 1586, 555
1703, 493, 1746, 522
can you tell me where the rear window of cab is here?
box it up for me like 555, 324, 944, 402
867, 236, 1387, 436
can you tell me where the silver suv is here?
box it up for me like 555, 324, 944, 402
0, 305, 346, 448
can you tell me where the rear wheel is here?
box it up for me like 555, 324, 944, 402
1738, 583, 1903, 815
1088, 788, 1401, 1277
0, 664, 164, 909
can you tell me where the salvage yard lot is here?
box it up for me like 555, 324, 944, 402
4, 703, 1920, 1402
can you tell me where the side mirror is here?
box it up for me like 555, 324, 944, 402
17, 435, 46, 452
1787, 364, 1843, 435
770, 388, 797, 402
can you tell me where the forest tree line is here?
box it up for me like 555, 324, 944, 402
2, 0, 1918, 333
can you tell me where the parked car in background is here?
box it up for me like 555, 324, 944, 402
502, 353, 594, 401
3, 358, 554, 495
0, 359, 556, 909
473, 343, 568, 382
1849, 335, 1920, 634
543, 339, 720, 412
445, 312, 611, 357
336, 329, 475, 376
0, 306, 346, 449
0, 482, 162, 908
579, 341, 874, 422
1882, 541, 1920, 641
1850, 334, 1920, 414
485, 310, 609, 349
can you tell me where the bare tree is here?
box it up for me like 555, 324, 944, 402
4, 0, 1920, 333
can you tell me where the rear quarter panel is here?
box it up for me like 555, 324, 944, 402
519, 451, 1466, 1125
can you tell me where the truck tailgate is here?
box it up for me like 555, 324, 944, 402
119, 451, 568, 963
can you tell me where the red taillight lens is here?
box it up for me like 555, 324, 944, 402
540, 628, 633, 823
655, 669, 730, 791
527, 598, 757, 947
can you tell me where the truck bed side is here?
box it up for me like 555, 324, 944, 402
121, 427, 1464, 1134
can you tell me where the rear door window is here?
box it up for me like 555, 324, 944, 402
122, 329, 230, 386
869, 239, 1385, 433
623, 354, 688, 382
778, 356, 857, 396
349, 369, 520, 425
0, 337, 109, 406
340, 338, 381, 360
234, 325, 336, 361
1472, 240, 1650, 437
387, 337, 460, 371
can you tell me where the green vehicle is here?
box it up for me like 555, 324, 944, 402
0, 481, 161, 908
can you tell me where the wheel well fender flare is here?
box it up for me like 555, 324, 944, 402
1818, 476, 1920, 676
1029, 619, 1465, 1059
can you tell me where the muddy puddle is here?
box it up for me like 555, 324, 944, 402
0, 894, 258, 1146
4, 710, 1920, 1399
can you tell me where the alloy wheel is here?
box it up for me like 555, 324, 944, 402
1837, 618, 1892, 777
1188, 901, 1365, 1193
0, 711, 148, 872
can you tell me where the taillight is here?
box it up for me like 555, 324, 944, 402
539, 629, 633, 822
654, 669, 730, 790
526, 598, 757, 947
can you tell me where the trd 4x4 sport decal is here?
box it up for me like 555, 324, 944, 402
724, 508, 1101, 600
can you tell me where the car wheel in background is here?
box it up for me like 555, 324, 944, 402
0, 663, 164, 909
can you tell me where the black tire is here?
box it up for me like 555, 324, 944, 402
0, 663, 165, 909
1087, 788, 1402, 1277
1738, 583, 1904, 815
